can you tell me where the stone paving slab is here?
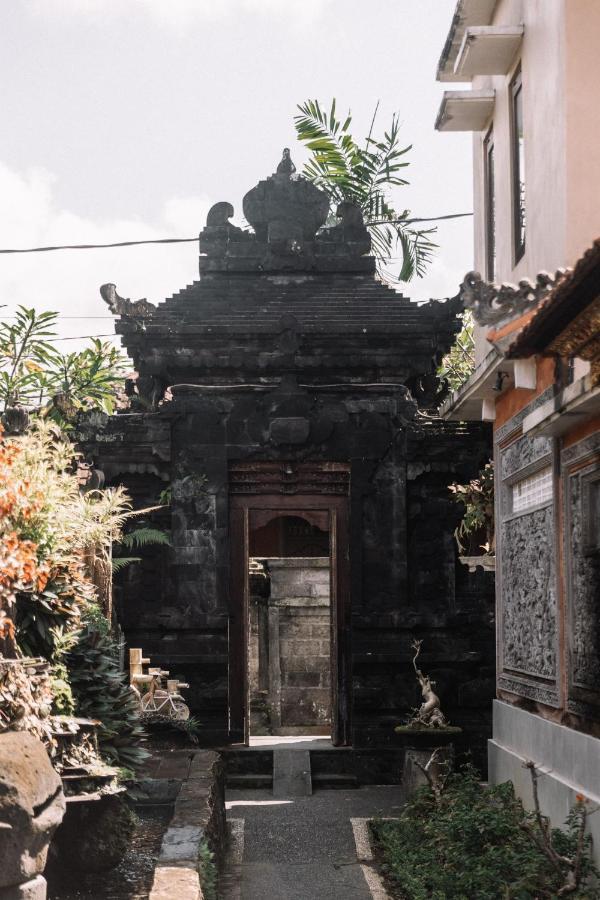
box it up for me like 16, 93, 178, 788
223, 784, 405, 900
272, 748, 312, 798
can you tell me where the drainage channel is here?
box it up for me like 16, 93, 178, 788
47, 747, 225, 900
47, 804, 173, 900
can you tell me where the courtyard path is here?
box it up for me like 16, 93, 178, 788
220, 784, 404, 900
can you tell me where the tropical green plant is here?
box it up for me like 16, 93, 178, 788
449, 461, 495, 555
112, 525, 171, 573
0, 307, 59, 411
65, 606, 148, 769
371, 765, 597, 899
438, 311, 476, 391
294, 98, 437, 281
44, 338, 126, 422
0, 306, 126, 425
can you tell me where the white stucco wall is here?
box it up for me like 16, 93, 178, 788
564, 0, 600, 263
466, 0, 600, 364
472, 0, 600, 279
489, 701, 600, 866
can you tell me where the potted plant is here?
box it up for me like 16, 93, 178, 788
448, 462, 495, 572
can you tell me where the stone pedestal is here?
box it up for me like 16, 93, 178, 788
394, 726, 462, 797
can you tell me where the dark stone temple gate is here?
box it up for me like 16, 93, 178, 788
81, 155, 494, 765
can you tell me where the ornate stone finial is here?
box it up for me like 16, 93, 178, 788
206, 201, 235, 226
459, 269, 566, 326
316, 201, 371, 255
100, 283, 155, 318
243, 163, 329, 244
276, 148, 296, 176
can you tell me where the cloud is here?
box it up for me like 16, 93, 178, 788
0, 159, 212, 356
26, 0, 331, 29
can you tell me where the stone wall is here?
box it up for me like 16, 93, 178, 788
250, 558, 331, 735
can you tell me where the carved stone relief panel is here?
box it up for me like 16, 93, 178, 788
500, 505, 557, 680
565, 457, 600, 715
501, 433, 553, 482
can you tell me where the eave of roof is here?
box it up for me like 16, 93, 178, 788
505, 239, 600, 357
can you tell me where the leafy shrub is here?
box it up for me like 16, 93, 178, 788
449, 461, 494, 555
66, 607, 148, 770
371, 767, 597, 899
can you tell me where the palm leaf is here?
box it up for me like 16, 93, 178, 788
294, 98, 437, 282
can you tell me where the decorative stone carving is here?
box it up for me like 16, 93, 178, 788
243, 154, 329, 244
100, 283, 155, 317
547, 294, 600, 386
494, 386, 555, 445
276, 148, 296, 176
500, 433, 552, 482
0, 732, 66, 898
316, 201, 371, 256
206, 201, 235, 227
500, 505, 556, 680
459, 269, 565, 326
199, 202, 252, 257
269, 417, 311, 445
497, 674, 559, 707
566, 468, 600, 698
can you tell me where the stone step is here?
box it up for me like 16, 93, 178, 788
226, 773, 273, 789
312, 773, 359, 789
272, 748, 312, 798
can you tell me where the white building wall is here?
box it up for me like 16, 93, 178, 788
489, 701, 600, 865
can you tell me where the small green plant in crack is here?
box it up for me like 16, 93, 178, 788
198, 839, 218, 900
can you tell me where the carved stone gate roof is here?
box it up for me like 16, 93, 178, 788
103, 152, 462, 386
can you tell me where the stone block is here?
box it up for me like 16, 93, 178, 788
0, 733, 65, 888
150, 866, 202, 900
0, 875, 47, 900
159, 825, 204, 863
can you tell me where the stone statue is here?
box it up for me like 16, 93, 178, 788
408, 639, 447, 727
100, 283, 156, 317
0, 732, 66, 899
276, 148, 296, 176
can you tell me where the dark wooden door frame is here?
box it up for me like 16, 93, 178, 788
228, 493, 351, 746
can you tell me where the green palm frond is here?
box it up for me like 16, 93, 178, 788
294, 98, 436, 282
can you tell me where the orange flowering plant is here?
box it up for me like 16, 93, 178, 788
0, 421, 125, 657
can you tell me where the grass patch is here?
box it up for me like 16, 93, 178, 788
371, 767, 597, 899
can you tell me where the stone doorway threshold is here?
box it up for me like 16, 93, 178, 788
248, 734, 331, 750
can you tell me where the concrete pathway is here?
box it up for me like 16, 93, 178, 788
221, 785, 404, 900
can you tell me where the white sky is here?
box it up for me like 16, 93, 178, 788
1, 0, 472, 353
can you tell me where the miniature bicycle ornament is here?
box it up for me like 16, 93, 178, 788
129, 649, 190, 721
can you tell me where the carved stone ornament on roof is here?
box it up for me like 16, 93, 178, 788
100, 283, 156, 317
276, 148, 296, 176
459, 269, 566, 326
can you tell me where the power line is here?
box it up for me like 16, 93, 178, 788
0, 213, 473, 255
0, 237, 199, 254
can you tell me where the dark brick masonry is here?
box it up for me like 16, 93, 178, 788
80, 153, 494, 772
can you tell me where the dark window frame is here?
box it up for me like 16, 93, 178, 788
484, 126, 496, 281
510, 66, 526, 263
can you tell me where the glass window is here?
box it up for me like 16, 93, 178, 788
484, 128, 496, 280
512, 466, 552, 513
511, 68, 526, 261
